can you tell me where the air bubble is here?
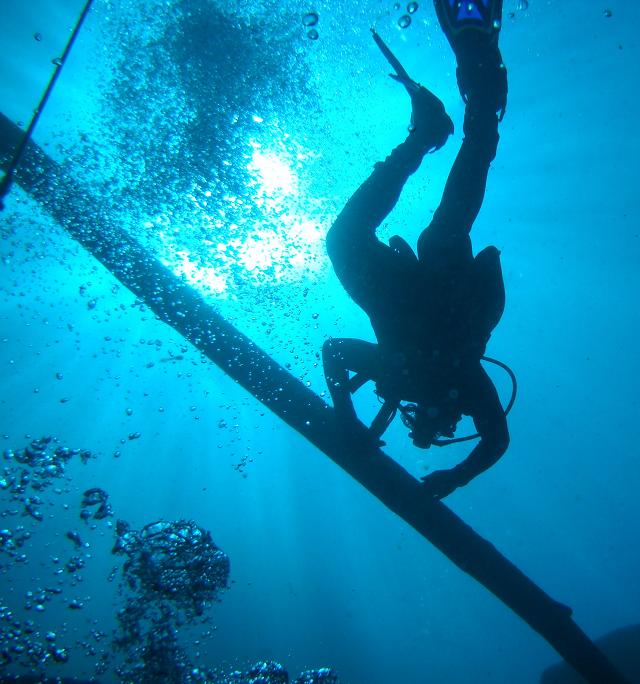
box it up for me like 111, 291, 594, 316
52, 57, 62, 66
302, 12, 319, 27
398, 14, 412, 28
407, 2, 418, 14
517, 0, 528, 9
492, 19, 501, 29
307, 28, 319, 40
34, 33, 42, 42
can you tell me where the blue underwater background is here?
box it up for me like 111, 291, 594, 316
1, 0, 639, 682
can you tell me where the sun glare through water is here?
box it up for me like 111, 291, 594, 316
153, 132, 326, 298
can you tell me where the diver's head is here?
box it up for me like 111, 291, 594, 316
401, 395, 462, 449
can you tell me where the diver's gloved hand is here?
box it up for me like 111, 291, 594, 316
420, 469, 460, 500
391, 76, 454, 152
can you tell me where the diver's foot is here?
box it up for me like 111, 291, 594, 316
372, 27, 453, 150
433, 0, 507, 115
407, 84, 454, 152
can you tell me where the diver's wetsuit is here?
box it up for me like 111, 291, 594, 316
324, 24, 510, 499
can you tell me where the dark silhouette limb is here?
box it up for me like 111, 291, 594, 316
0, 113, 630, 684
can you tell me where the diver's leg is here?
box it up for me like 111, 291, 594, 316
322, 338, 389, 446
417, 101, 500, 267
327, 87, 453, 315
322, 338, 383, 422
417, 0, 507, 269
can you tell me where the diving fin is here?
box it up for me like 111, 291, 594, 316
433, 0, 507, 117
433, 0, 503, 38
371, 28, 420, 95
371, 29, 454, 149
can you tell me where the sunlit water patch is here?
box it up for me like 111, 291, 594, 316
141, 132, 326, 296
76, 0, 331, 301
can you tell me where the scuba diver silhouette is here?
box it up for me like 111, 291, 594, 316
323, 0, 510, 500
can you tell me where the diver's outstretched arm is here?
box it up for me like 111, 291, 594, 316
453, 368, 509, 482
422, 365, 509, 499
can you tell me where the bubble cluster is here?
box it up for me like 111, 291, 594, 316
106, 519, 341, 682
113, 519, 229, 618
0, 603, 70, 672
393, 0, 418, 28
302, 12, 319, 27
0, 438, 106, 677
294, 668, 341, 684
0, 526, 31, 557
80, 486, 113, 522
0, 436, 341, 682
1, 437, 93, 528
216, 662, 341, 684
302, 12, 320, 40
106, 519, 226, 681
246, 660, 288, 683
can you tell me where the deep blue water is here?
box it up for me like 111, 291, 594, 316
1, 0, 639, 682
